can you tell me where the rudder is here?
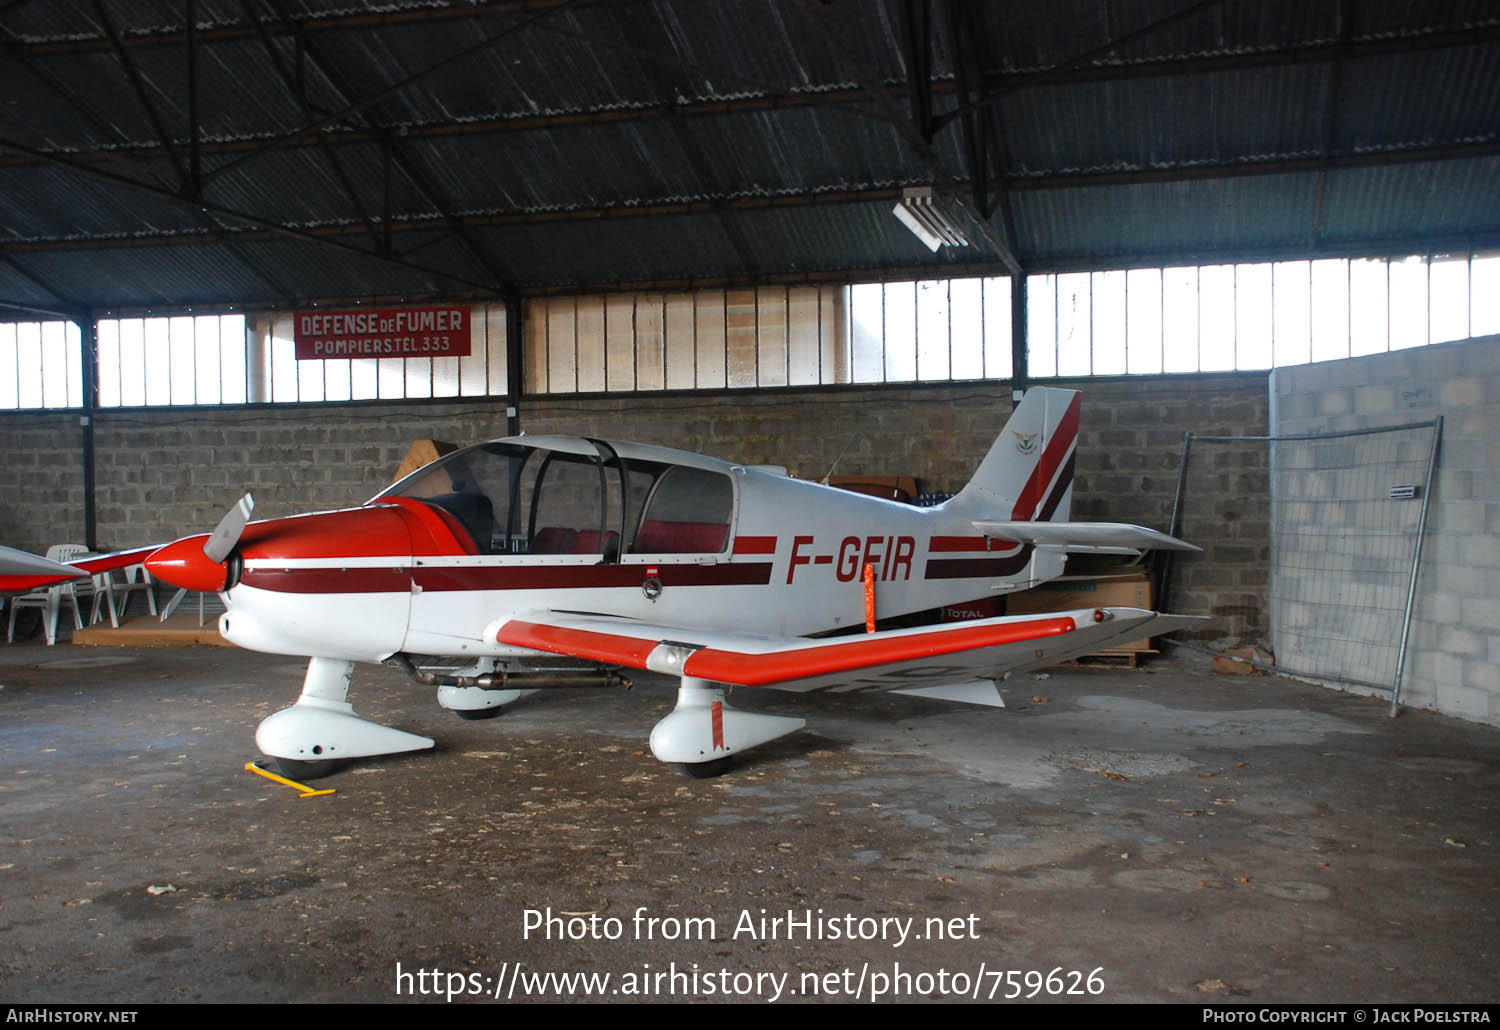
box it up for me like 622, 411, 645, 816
946, 387, 1081, 521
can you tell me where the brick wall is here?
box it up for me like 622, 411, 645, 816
2, 373, 1269, 638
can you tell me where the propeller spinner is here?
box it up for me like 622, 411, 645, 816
144, 493, 255, 593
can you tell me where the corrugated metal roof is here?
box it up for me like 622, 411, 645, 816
0, 0, 1496, 313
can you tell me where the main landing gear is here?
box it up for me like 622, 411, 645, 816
252, 663, 805, 781
648, 677, 805, 778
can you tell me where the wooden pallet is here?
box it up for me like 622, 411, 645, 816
1063, 649, 1157, 670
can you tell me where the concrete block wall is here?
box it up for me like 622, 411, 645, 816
0, 412, 88, 555
1269, 333, 1500, 726
1, 373, 1269, 639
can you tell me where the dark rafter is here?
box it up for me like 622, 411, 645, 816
238, 0, 388, 255
88, 0, 194, 197
0, 185, 909, 253
794, 0, 1022, 275
604, 3, 763, 279
0, 257, 89, 322
1310, 0, 1356, 250
901, 0, 934, 143
8, 0, 577, 55
3, 21, 1494, 173
945, 0, 1022, 262
0, 136, 502, 294
253, 0, 519, 294
7, 132, 1498, 254
932, 0, 1231, 131
198, 0, 590, 191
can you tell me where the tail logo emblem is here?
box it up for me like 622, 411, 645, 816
1013, 431, 1039, 455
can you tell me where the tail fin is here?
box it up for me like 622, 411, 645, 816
947, 387, 1081, 520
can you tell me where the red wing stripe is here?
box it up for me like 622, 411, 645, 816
499, 620, 661, 668
682, 615, 1078, 687
71, 546, 162, 575
0, 574, 77, 592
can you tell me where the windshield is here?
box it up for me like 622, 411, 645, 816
375, 440, 736, 558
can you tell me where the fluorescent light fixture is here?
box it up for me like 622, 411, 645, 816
892, 187, 968, 251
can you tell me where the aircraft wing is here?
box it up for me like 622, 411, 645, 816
973, 520, 1200, 554
0, 544, 160, 593
498, 607, 1209, 694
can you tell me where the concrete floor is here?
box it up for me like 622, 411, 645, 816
0, 643, 1496, 1004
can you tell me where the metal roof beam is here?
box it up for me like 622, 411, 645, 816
6, 20, 1497, 173
237, 0, 389, 255
0, 185, 909, 253
8, 130, 1498, 254
0, 257, 90, 322
88, 0, 194, 196
0, 135, 503, 294
198, 0, 587, 191
793, 0, 1022, 276
245, 0, 520, 292
933, 0, 1230, 131
6, 1, 577, 55
602, 3, 763, 278
1001, 141, 1500, 190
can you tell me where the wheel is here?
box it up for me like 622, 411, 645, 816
273, 756, 349, 781
678, 756, 733, 779
454, 707, 503, 721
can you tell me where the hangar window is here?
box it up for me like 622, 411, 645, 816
96, 314, 248, 406
521, 280, 1014, 393
516, 253, 1498, 397
524, 286, 847, 392
1026, 251, 1500, 376
259, 306, 509, 403
0, 320, 83, 409
87, 306, 510, 408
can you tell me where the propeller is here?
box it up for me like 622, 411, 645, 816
161, 493, 253, 621
205, 493, 255, 563
144, 493, 255, 620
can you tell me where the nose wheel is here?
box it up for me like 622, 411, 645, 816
256, 657, 434, 776
273, 756, 349, 781
677, 757, 734, 779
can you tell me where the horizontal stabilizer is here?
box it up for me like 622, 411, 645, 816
974, 520, 1200, 553
0, 544, 164, 594
499, 607, 1209, 694
892, 680, 1006, 708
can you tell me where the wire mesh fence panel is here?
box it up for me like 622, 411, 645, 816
1268, 423, 1438, 692
1172, 420, 1439, 693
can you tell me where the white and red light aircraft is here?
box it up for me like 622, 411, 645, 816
1, 388, 1202, 777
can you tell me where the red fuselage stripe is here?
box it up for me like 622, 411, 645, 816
928, 536, 991, 553
923, 546, 1034, 581
238, 561, 776, 594
732, 536, 778, 555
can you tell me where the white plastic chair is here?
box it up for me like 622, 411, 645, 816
6, 544, 89, 645
91, 563, 158, 626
